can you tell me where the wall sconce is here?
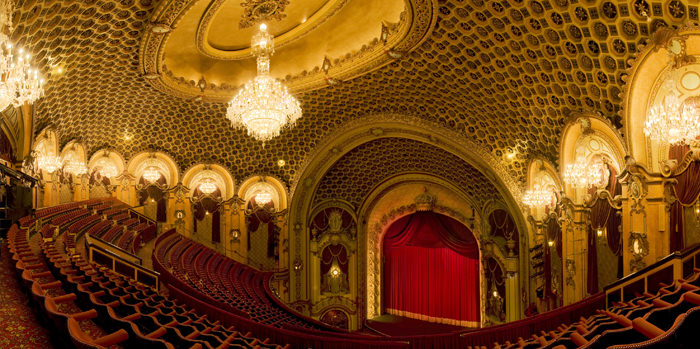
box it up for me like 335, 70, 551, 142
547, 240, 554, 247
695, 201, 700, 216
595, 227, 607, 244
293, 258, 303, 272
230, 229, 240, 243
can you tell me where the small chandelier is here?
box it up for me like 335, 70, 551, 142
563, 157, 605, 189
0, 1, 44, 111
142, 166, 161, 183
198, 177, 217, 195
254, 189, 273, 206
522, 183, 555, 209
226, 23, 302, 143
64, 159, 87, 176
644, 93, 700, 145
94, 157, 118, 178
37, 154, 61, 174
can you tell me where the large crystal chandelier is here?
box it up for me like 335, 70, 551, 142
522, 183, 555, 209
644, 93, 700, 145
142, 166, 161, 183
37, 154, 61, 174
0, 1, 44, 111
226, 23, 302, 143
198, 177, 217, 195
563, 157, 606, 189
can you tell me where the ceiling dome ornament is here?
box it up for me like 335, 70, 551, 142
226, 23, 302, 144
0, 0, 44, 111
644, 93, 700, 145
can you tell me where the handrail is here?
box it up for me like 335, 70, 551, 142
604, 243, 700, 291
128, 207, 156, 225
85, 234, 142, 265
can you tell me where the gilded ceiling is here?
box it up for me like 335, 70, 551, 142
14, 0, 700, 197
312, 137, 501, 208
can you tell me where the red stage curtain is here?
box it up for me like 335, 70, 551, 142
383, 211, 480, 326
670, 144, 700, 252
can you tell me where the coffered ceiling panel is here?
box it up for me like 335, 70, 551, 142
12, 0, 699, 188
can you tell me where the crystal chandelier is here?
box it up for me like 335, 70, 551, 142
37, 154, 61, 174
522, 183, 555, 208
94, 157, 118, 178
0, 1, 44, 111
142, 166, 161, 183
644, 93, 700, 145
198, 178, 217, 195
254, 189, 273, 206
64, 159, 87, 176
226, 23, 302, 143
563, 157, 606, 189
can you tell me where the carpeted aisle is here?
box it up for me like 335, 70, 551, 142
0, 240, 53, 348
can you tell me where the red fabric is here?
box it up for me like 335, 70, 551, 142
383, 212, 480, 324
669, 144, 700, 252
193, 190, 223, 243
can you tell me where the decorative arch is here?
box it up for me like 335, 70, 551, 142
622, 26, 700, 170
182, 164, 235, 201
127, 151, 180, 187
88, 149, 126, 179
559, 113, 627, 200
238, 175, 288, 211
357, 174, 490, 325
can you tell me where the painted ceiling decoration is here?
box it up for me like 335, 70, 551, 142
11, 0, 699, 195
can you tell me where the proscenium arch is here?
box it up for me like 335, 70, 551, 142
287, 114, 529, 305
357, 173, 494, 324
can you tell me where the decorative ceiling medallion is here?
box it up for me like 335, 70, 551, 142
239, 0, 290, 29
139, 0, 436, 102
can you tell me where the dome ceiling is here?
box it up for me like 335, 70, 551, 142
142, 0, 432, 101
12, 0, 699, 191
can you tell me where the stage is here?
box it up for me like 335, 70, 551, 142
365, 314, 471, 337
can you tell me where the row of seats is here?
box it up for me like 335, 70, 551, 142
492, 272, 700, 348
157, 233, 324, 331
8, 201, 289, 348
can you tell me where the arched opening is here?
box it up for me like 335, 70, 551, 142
138, 176, 167, 222
382, 211, 480, 327
192, 187, 223, 243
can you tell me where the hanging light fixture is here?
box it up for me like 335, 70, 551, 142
198, 177, 217, 195
37, 154, 61, 174
0, 1, 44, 111
226, 23, 302, 143
563, 157, 606, 189
644, 93, 700, 145
254, 189, 273, 206
94, 156, 118, 178
522, 183, 555, 209
142, 166, 161, 183
64, 158, 87, 176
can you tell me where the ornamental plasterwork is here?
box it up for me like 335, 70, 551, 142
238, 0, 290, 29
364, 199, 485, 321
139, 0, 436, 102
290, 113, 522, 205
628, 231, 649, 272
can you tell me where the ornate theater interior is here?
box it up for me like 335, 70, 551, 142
1, 0, 700, 348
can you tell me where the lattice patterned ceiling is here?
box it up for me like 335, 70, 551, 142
11, 0, 699, 191
312, 137, 501, 208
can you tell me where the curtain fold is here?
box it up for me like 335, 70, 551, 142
383, 211, 480, 326
669, 144, 700, 252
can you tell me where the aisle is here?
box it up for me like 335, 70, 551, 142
0, 239, 53, 348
